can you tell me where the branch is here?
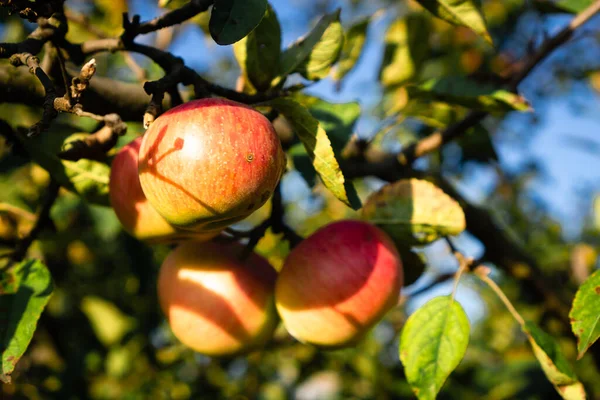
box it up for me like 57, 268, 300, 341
58, 114, 127, 161
9, 53, 58, 136
0, 13, 66, 58
121, 0, 214, 40
385, 1, 600, 170
73, 37, 294, 105
239, 185, 304, 258
0, 0, 65, 22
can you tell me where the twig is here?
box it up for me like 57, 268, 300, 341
0, 1, 65, 22
58, 114, 127, 161
474, 265, 526, 326
9, 53, 59, 136
0, 13, 65, 58
386, 0, 600, 171
241, 185, 304, 258
121, 0, 214, 40
65, 9, 147, 81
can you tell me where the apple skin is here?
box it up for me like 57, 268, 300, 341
138, 98, 286, 232
109, 137, 219, 243
275, 220, 403, 348
157, 241, 279, 356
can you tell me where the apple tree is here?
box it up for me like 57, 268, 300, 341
2, 0, 600, 398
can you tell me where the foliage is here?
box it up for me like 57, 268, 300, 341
1, 0, 600, 399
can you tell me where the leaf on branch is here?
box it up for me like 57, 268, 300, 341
277, 10, 344, 84
570, 269, 600, 359
264, 98, 361, 210
533, 0, 594, 14
379, 13, 430, 88
406, 77, 531, 113
457, 123, 498, 164
209, 0, 268, 45
332, 16, 370, 82
400, 296, 470, 400
288, 96, 361, 203
523, 322, 586, 400
413, 0, 493, 45
233, 4, 281, 91
361, 179, 466, 246
1, 259, 54, 383
396, 246, 427, 286
400, 100, 464, 128
17, 126, 111, 206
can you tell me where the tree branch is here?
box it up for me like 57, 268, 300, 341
387, 0, 600, 169
121, 0, 214, 40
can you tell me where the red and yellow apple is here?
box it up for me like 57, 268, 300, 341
138, 98, 286, 232
109, 137, 218, 243
157, 241, 279, 356
275, 220, 403, 348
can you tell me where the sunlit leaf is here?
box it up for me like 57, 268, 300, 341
333, 17, 370, 82
209, 0, 268, 45
277, 10, 343, 83
233, 4, 281, 91
413, 0, 493, 44
379, 14, 430, 88
361, 179, 466, 246
570, 269, 600, 359
523, 322, 586, 400
401, 100, 463, 127
81, 296, 136, 347
1, 260, 53, 383
400, 296, 470, 400
17, 128, 111, 206
406, 77, 531, 113
264, 98, 361, 209
286, 96, 360, 204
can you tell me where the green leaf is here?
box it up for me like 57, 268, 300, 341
209, 0, 268, 45
570, 269, 600, 359
414, 0, 493, 44
277, 10, 343, 84
533, 0, 594, 13
400, 100, 463, 127
16, 127, 111, 206
233, 4, 281, 91
1, 259, 53, 383
333, 17, 370, 82
523, 322, 586, 400
287, 96, 361, 207
289, 143, 317, 188
264, 98, 361, 209
458, 124, 498, 164
400, 296, 470, 400
300, 95, 361, 153
396, 247, 427, 286
81, 296, 136, 347
406, 77, 531, 113
379, 14, 430, 88
361, 178, 466, 246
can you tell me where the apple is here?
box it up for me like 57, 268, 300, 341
275, 220, 403, 348
157, 241, 279, 356
109, 137, 218, 243
138, 98, 286, 232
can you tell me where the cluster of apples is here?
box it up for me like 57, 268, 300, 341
109, 98, 404, 356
